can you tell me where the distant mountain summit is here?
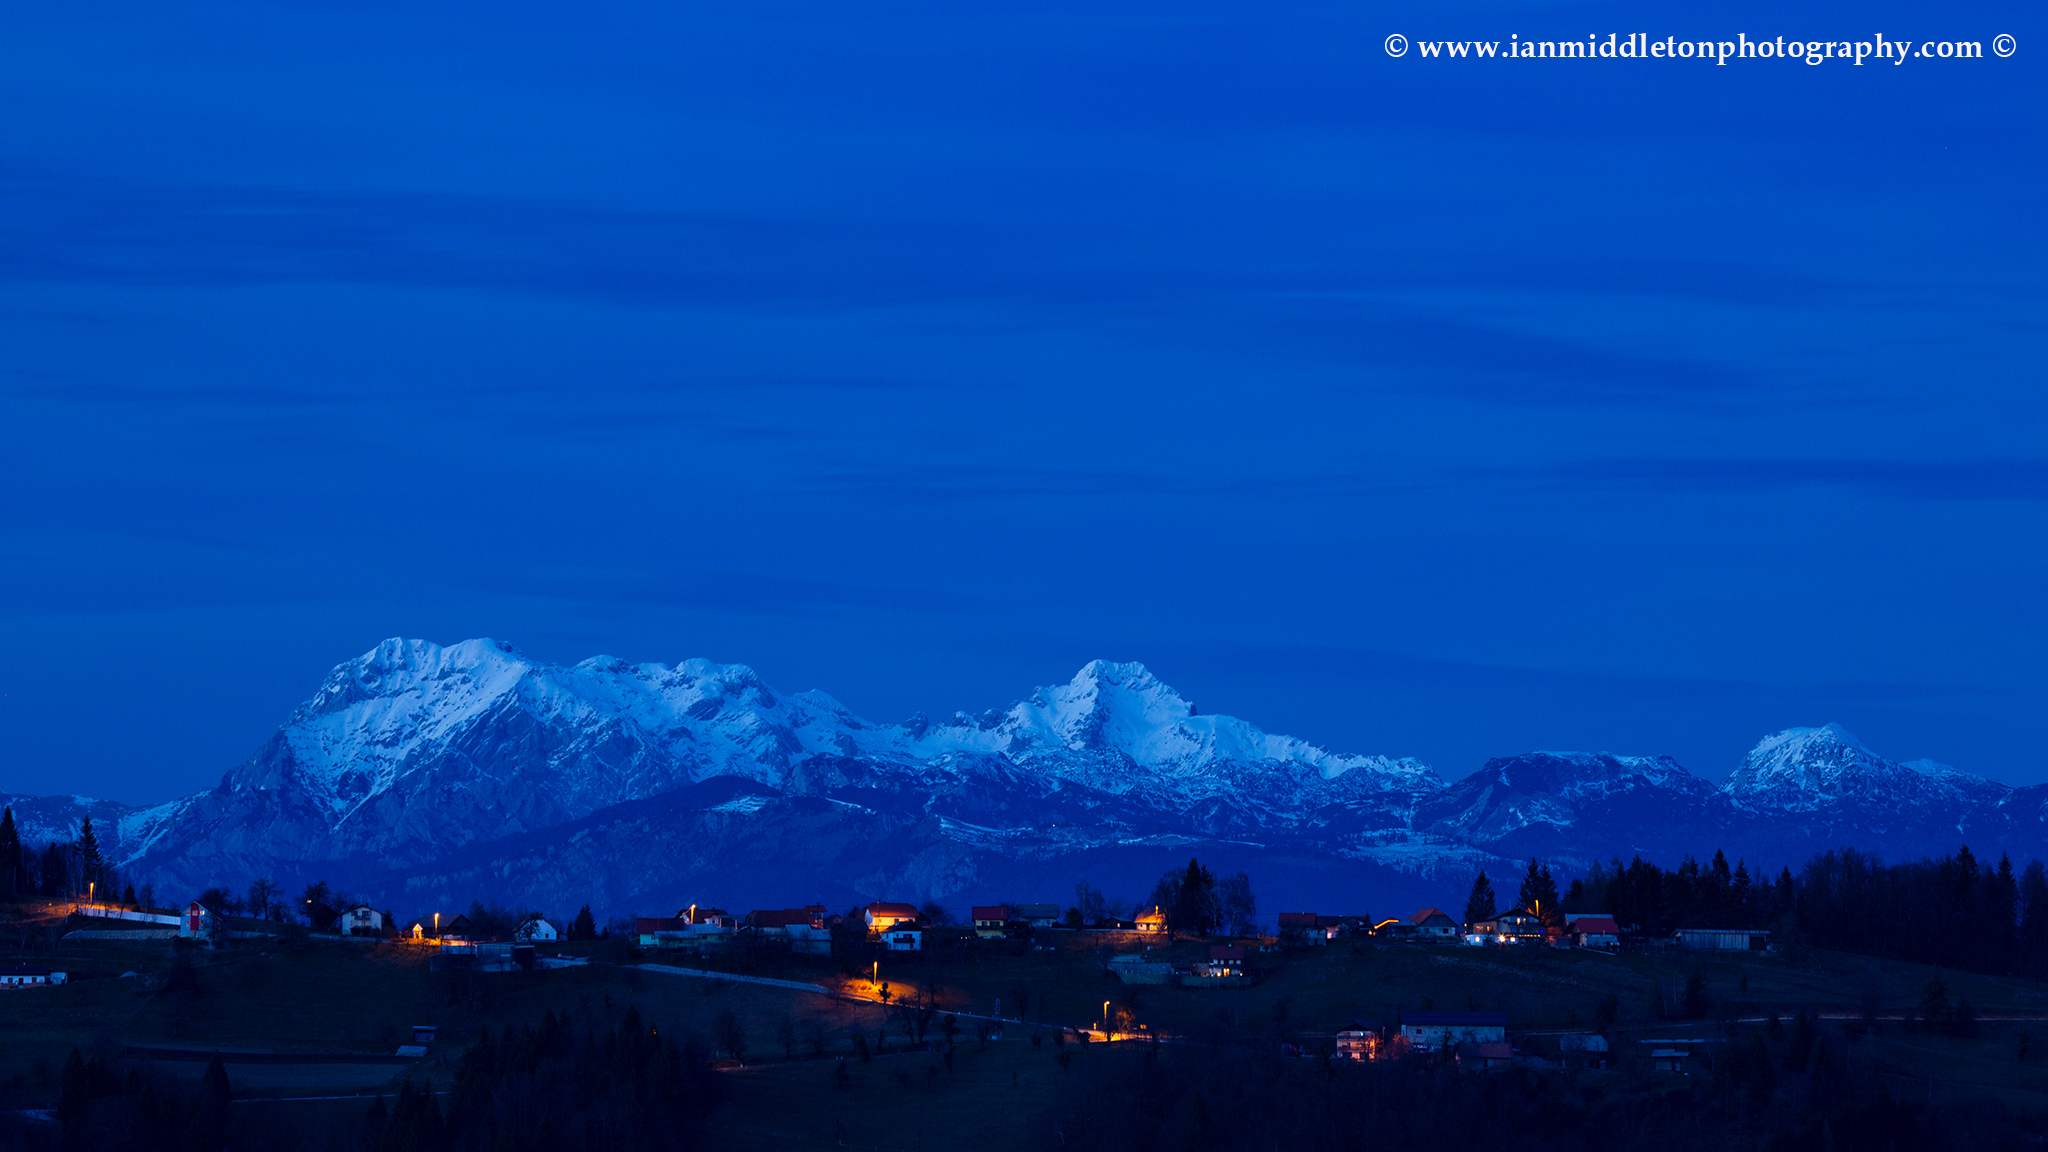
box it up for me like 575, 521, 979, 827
3, 638, 2038, 919
1726, 724, 1907, 810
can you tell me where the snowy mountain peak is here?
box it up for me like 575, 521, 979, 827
884, 660, 1438, 802
1034, 660, 1192, 751
1723, 723, 1890, 808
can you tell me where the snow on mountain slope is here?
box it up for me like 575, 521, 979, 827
16, 636, 2037, 919
236, 641, 1438, 837
894, 659, 1438, 810
106, 639, 1441, 897
1722, 724, 2009, 813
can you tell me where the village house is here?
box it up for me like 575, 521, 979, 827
1186, 944, 1248, 985
1455, 1040, 1513, 1070
0, 966, 65, 988
1108, 953, 1177, 985
1335, 1030, 1375, 1061
746, 906, 832, 954
514, 914, 559, 942
1135, 906, 1169, 936
882, 923, 923, 952
1408, 908, 1460, 940
338, 905, 389, 938
636, 916, 685, 947
864, 902, 919, 934
1013, 903, 1062, 929
971, 905, 1013, 939
637, 906, 736, 951
1373, 916, 1417, 941
1465, 910, 1543, 945
1278, 911, 1337, 944
1558, 1033, 1611, 1069
1675, 928, 1770, 951
1639, 1037, 1722, 1073
1398, 1011, 1508, 1053
1567, 915, 1621, 949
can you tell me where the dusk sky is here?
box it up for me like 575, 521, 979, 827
1, 0, 2042, 805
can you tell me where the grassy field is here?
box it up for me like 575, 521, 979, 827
9, 909, 2048, 1144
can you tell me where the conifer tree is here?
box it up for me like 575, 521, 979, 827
1517, 858, 1560, 925
0, 806, 21, 897
1464, 871, 1497, 926
1170, 858, 1219, 936
39, 842, 68, 898
74, 818, 104, 892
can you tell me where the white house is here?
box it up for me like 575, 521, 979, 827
339, 905, 388, 938
1398, 1012, 1508, 1052
882, 925, 923, 952
0, 966, 64, 988
864, 903, 919, 933
515, 915, 559, 942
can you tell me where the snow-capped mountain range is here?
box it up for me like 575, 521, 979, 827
7, 638, 2045, 920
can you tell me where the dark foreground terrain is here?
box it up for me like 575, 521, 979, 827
4, 902, 2047, 1150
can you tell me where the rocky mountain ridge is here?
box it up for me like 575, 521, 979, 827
6, 638, 2041, 919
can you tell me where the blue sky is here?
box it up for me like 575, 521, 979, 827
1, 0, 2043, 802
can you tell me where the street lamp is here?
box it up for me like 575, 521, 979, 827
1103, 1000, 1113, 1038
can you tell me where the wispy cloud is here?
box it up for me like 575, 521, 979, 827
1508, 458, 2048, 502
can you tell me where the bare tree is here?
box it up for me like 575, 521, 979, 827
1220, 871, 1258, 936
715, 1008, 747, 1063
246, 878, 279, 922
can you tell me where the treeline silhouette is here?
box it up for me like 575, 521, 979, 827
1563, 849, 1793, 933
1049, 1035, 2042, 1152
1561, 843, 2048, 977
1794, 846, 2045, 976
38, 1048, 232, 1152
379, 1005, 719, 1152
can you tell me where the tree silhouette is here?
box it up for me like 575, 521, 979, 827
570, 904, 598, 940
74, 818, 104, 892
1166, 858, 1219, 936
1516, 859, 1559, 926
1464, 871, 1497, 925
0, 807, 22, 897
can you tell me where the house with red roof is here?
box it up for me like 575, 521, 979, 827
1569, 916, 1621, 949
1409, 909, 1459, 940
